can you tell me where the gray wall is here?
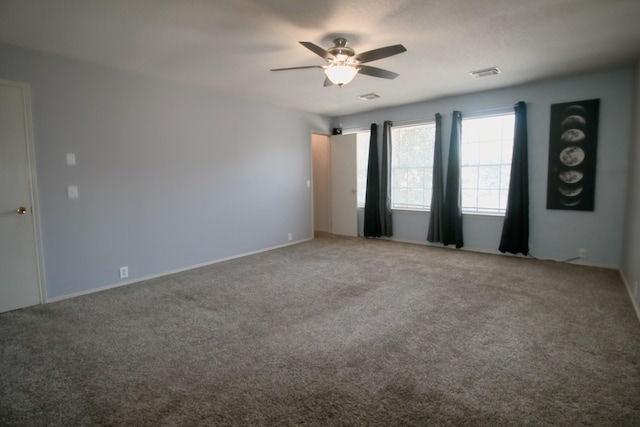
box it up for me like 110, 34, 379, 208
621, 61, 640, 312
0, 43, 329, 299
343, 68, 635, 268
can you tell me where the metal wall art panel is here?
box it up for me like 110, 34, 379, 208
546, 99, 600, 211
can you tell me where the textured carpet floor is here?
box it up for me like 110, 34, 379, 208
1, 234, 639, 426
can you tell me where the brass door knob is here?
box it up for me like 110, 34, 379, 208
16, 207, 27, 214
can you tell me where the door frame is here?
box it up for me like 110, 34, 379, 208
310, 132, 332, 237
329, 133, 358, 237
1, 78, 46, 305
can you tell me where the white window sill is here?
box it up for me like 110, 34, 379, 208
462, 212, 505, 219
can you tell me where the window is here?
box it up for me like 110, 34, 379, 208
356, 131, 370, 208
391, 123, 436, 210
356, 123, 436, 211
461, 113, 515, 215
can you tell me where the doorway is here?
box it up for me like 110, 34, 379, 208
311, 133, 358, 237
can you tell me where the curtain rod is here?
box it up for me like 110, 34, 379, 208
391, 114, 440, 127
339, 115, 440, 133
338, 104, 518, 134
391, 105, 514, 126
461, 104, 516, 118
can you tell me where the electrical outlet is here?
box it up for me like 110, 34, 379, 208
288, 233, 293, 241
119, 266, 129, 279
579, 248, 587, 258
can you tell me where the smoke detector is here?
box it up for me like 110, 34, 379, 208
469, 67, 502, 78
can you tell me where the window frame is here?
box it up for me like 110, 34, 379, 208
460, 111, 515, 217
389, 121, 437, 212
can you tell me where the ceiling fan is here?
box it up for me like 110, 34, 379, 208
271, 38, 407, 87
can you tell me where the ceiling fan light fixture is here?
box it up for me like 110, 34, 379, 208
324, 65, 358, 86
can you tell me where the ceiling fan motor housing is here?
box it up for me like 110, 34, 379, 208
328, 38, 355, 61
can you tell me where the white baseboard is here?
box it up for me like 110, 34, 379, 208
46, 238, 313, 303
620, 270, 640, 323
373, 236, 622, 267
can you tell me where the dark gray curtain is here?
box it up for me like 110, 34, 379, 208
499, 101, 529, 255
442, 111, 463, 248
427, 113, 443, 242
380, 121, 393, 237
363, 123, 381, 237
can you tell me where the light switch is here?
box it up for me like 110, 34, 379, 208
67, 185, 79, 199
307, 180, 311, 188
66, 153, 76, 166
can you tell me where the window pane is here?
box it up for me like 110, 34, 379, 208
462, 189, 477, 210
461, 166, 478, 189
461, 113, 515, 215
500, 166, 511, 190
461, 141, 480, 165
390, 122, 436, 210
407, 168, 424, 188
393, 168, 408, 188
500, 189, 509, 211
478, 166, 501, 189
478, 140, 502, 165
501, 140, 513, 163
395, 189, 408, 206
478, 189, 500, 210
480, 118, 505, 141
423, 167, 433, 191
408, 189, 425, 208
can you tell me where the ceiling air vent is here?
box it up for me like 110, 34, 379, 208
359, 92, 381, 101
469, 67, 502, 78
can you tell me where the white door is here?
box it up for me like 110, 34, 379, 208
0, 79, 43, 313
330, 133, 357, 236
312, 134, 331, 233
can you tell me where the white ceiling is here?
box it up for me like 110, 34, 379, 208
1, 0, 639, 116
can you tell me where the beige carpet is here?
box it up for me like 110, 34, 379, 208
1, 234, 639, 425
